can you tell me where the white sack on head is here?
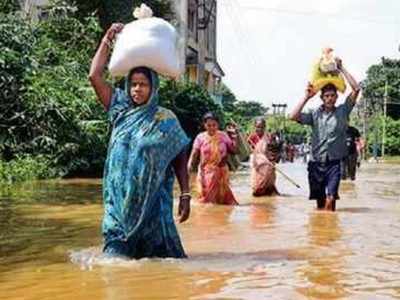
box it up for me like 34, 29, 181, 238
108, 7, 182, 79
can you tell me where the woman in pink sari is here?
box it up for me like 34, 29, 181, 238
188, 112, 238, 205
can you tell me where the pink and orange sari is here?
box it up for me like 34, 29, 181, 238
251, 135, 279, 196
193, 131, 238, 205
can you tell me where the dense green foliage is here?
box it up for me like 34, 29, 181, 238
218, 84, 308, 143
160, 80, 224, 141
69, 0, 174, 30
0, 155, 54, 184
358, 57, 400, 156
1, 5, 108, 180
218, 84, 268, 132
265, 117, 310, 144
0, 14, 35, 161
0, 2, 222, 183
362, 115, 400, 156
0, 0, 20, 14
362, 57, 400, 120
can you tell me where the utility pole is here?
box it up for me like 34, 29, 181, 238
362, 96, 368, 160
382, 79, 388, 158
271, 103, 287, 140
381, 56, 390, 160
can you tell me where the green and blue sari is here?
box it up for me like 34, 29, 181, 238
102, 69, 189, 259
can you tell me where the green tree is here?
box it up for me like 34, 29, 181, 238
362, 57, 400, 120
265, 116, 309, 144
0, 0, 20, 14
160, 80, 224, 141
365, 115, 400, 156
69, 0, 174, 30
226, 100, 268, 132
217, 82, 237, 113
0, 14, 35, 160
0, 3, 108, 178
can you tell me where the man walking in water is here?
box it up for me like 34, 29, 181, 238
341, 125, 361, 180
290, 57, 360, 211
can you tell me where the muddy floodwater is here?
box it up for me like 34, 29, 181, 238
0, 162, 399, 300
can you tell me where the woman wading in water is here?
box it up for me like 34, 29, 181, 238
89, 23, 191, 258
188, 112, 238, 205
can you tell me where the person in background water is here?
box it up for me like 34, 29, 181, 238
356, 136, 365, 168
301, 142, 311, 163
341, 125, 361, 180
249, 118, 281, 196
89, 23, 191, 258
286, 143, 296, 163
188, 112, 238, 205
247, 118, 266, 150
225, 122, 242, 171
290, 57, 360, 211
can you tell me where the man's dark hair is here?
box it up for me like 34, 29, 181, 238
321, 83, 338, 96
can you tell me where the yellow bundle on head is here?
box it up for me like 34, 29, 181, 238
311, 48, 346, 93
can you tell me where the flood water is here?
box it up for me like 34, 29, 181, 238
0, 162, 399, 300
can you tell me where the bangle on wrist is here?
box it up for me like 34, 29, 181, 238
180, 192, 191, 198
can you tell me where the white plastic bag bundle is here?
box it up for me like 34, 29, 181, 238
108, 4, 182, 79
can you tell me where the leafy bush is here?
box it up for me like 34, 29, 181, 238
386, 118, 400, 154
0, 4, 108, 180
0, 155, 54, 184
367, 116, 400, 156
362, 58, 400, 120
0, 0, 20, 14
160, 80, 225, 141
0, 13, 35, 160
69, 0, 174, 30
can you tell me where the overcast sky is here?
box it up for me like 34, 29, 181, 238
217, 0, 400, 111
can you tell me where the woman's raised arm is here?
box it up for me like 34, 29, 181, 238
89, 23, 124, 110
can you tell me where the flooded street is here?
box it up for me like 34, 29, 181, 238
0, 162, 399, 300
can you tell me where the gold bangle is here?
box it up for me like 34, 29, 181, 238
180, 192, 191, 198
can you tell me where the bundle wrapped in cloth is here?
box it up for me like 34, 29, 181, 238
311, 48, 346, 93
108, 4, 183, 79
226, 123, 251, 172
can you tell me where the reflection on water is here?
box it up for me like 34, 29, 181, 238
0, 162, 399, 300
297, 212, 348, 299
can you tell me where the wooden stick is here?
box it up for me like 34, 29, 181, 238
238, 121, 301, 189
267, 160, 301, 189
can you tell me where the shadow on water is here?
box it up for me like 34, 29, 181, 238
296, 212, 350, 299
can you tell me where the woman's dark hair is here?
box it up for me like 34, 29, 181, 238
129, 66, 153, 88
202, 112, 219, 124
321, 83, 337, 96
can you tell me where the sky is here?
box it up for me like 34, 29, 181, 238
217, 0, 400, 112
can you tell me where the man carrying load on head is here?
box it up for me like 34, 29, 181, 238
290, 55, 360, 211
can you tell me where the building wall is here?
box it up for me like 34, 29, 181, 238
185, 0, 223, 94
20, 0, 48, 20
